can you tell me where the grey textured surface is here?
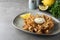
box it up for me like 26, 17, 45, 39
0, 0, 60, 40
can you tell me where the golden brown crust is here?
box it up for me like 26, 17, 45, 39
23, 14, 54, 34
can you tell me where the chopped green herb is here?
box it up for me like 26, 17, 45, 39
49, 0, 60, 18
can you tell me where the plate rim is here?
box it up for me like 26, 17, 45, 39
12, 11, 60, 36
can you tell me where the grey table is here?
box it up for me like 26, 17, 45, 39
0, 0, 60, 40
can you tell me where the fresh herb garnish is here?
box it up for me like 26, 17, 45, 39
49, 0, 60, 18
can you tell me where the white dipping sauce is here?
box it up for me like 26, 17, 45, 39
34, 18, 45, 24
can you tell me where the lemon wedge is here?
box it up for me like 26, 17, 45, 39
20, 13, 31, 19
42, 0, 55, 6
39, 5, 48, 11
